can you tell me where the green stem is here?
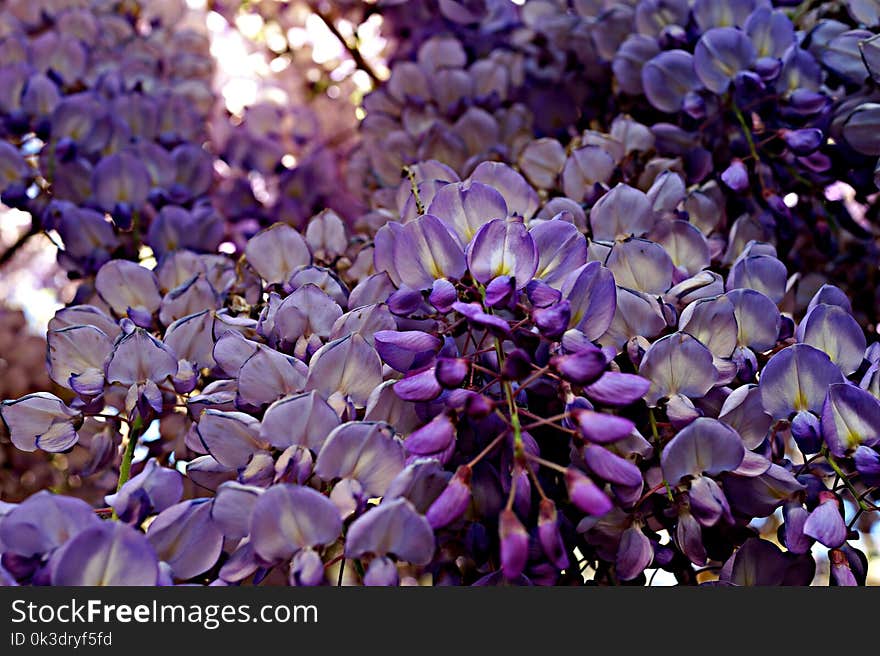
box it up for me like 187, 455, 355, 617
826, 451, 873, 513
112, 416, 144, 520
732, 103, 759, 165
649, 408, 675, 502
495, 337, 524, 458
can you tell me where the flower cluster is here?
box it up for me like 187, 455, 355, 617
2, 0, 880, 587
0, 0, 221, 276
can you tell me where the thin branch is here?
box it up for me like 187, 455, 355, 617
0, 221, 39, 268
311, 6, 381, 86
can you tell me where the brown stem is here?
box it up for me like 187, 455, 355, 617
311, 5, 381, 85
0, 221, 39, 268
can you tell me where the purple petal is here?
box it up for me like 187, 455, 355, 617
466, 219, 538, 289
95, 260, 161, 320
759, 344, 845, 419
821, 382, 880, 457
244, 223, 312, 285
260, 391, 340, 451
346, 498, 435, 565
306, 334, 382, 406
47, 324, 113, 391
606, 238, 674, 295
106, 328, 177, 386
211, 481, 264, 541
374, 330, 442, 373
196, 409, 265, 469
589, 184, 653, 241
726, 289, 780, 352
498, 508, 529, 580
426, 465, 472, 528
147, 500, 223, 580
583, 446, 643, 487
642, 50, 700, 113
798, 304, 866, 375
573, 409, 635, 445
640, 332, 717, 405
694, 27, 756, 93
661, 417, 745, 484
585, 372, 651, 407
427, 180, 508, 244
315, 421, 405, 496
394, 213, 467, 290
250, 484, 342, 561
803, 497, 846, 548
51, 522, 158, 586
616, 526, 653, 581
561, 262, 617, 340
0, 393, 80, 453
469, 161, 539, 220
238, 345, 308, 407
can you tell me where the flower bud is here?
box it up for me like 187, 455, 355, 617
830, 548, 858, 586
790, 410, 821, 454
538, 499, 568, 569
565, 467, 612, 515
405, 414, 456, 464
364, 556, 399, 586
780, 128, 823, 156
388, 287, 424, 315
429, 279, 457, 312
290, 548, 325, 586
484, 275, 514, 307
552, 347, 608, 386
435, 357, 468, 388
499, 509, 529, 580
721, 159, 749, 193
426, 465, 472, 529
501, 348, 533, 382
532, 301, 571, 340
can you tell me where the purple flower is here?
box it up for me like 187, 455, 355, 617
0, 393, 81, 452
51, 522, 158, 586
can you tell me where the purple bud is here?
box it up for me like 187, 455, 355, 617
484, 275, 514, 308
552, 348, 608, 386
363, 556, 399, 586
429, 279, 457, 312
405, 414, 456, 461
289, 548, 325, 586
275, 446, 314, 485
721, 159, 749, 193
572, 409, 634, 444
172, 360, 198, 394
538, 499, 568, 570
502, 348, 533, 382
374, 330, 441, 373
526, 280, 562, 308
830, 549, 858, 586
388, 288, 424, 316
782, 503, 813, 554
435, 357, 469, 389
426, 465, 471, 529
499, 509, 529, 580
566, 468, 613, 515
616, 526, 653, 581
394, 367, 442, 402
533, 301, 571, 340
790, 410, 822, 454
854, 446, 880, 486
780, 128, 823, 156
